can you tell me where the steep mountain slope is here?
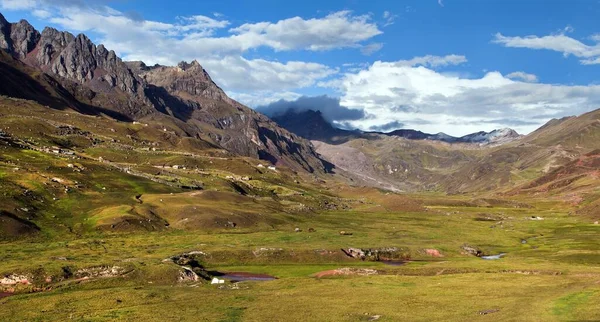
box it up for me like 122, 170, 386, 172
0, 95, 348, 240
0, 13, 326, 173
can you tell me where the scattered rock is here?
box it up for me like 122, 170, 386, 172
179, 267, 199, 282
342, 247, 408, 261
424, 249, 443, 257
75, 266, 125, 279
342, 247, 365, 260
478, 309, 500, 315
461, 244, 484, 257
0, 274, 30, 286
252, 248, 283, 257
314, 268, 378, 278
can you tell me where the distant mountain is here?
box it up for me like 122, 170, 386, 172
270, 109, 362, 144
458, 128, 522, 145
269, 108, 521, 145
0, 13, 327, 172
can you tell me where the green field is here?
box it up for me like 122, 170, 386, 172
2, 192, 600, 321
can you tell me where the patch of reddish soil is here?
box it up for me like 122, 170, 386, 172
424, 249, 443, 257
0, 292, 13, 299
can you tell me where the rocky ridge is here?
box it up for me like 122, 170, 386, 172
0, 12, 325, 172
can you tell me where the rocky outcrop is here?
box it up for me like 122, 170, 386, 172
129, 60, 230, 102
0, 14, 41, 59
9, 20, 40, 59
342, 247, 409, 261
0, 13, 10, 51
35, 27, 75, 65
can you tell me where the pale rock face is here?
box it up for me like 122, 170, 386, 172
37, 27, 75, 65
0, 13, 10, 51
9, 19, 40, 59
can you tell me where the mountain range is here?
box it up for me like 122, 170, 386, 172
0, 13, 326, 173
267, 109, 522, 145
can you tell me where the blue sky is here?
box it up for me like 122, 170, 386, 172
2, 0, 600, 135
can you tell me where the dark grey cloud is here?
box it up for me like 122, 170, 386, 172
256, 95, 366, 123
368, 120, 405, 132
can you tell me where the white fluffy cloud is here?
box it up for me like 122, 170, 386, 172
506, 71, 538, 83
0, 1, 380, 100
323, 55, 600, 135
229, 11, 382, 51
493, 31, 600, 65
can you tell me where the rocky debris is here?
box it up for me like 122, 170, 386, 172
314, 268, 378, 278
423, 249, 443, 257
218, 282, 249, 290
0, 274, 31, 286
461, 244, 484, 257
343, 247, 366, 260
478, 309, 500, 315
342, 247, 408, 261
165, 251, 207, 266
75, 266, 125, 279
178, 267, 199, 282
166, 251, 211, 281
252, 247, 284, 257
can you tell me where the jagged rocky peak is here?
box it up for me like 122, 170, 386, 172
36, 27, 75, 65
134, 59, 229, 101
0, 15, 40, 59
9, 19, 40, 59
177, 59, 203, 70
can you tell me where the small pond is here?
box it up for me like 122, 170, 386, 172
481, 253, 506, 260
215, 272, 277, 282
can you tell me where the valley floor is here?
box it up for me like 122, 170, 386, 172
1, 195, 599, 321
